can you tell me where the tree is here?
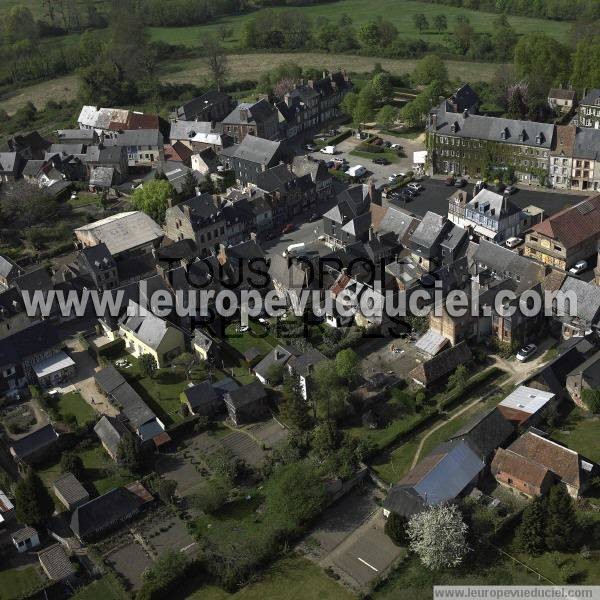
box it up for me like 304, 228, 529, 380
376, 105, 398, 129
372, 72, 394, 103
60, 452, 84, 479
201, 35, 229, 91
453, 21, 475, 54
340, 91, 358, 118
447, 364, 468, 392
377, 19, 398, 47
117, 432, 145, 474
491, 14, 517, 61
412, 55, 448, 86
157, 479, 177, 504
385, 512, 409, 546
189, 475, 231, 513
433, 14, 447, 33
413, 13, 429, 33
353, 84, 377, 127
4, 6, 38, 45
582, 388, 600, 414
545, 484, 577, 551
178, 170, 197, 202
14, 471, 54, 527
131, 179, 174, 225
266, 462, 326, 531
514, 33, 571, 97
515, 496, 546, 555
279, 374, 311, 431
407, 504, 470, 570
138, 353, 158, 379
507, 83, 529, 120
358, 21, 379, 48
335, 348, 359, 383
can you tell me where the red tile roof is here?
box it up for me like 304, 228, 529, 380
164, 142, 193, 163
491, 448, 551, 488
530, 194, 600, 250
109, 111, 160, 131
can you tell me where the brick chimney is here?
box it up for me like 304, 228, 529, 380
239, 107, 249, 122
183, 205, 191, 218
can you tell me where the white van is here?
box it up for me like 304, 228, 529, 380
346, 165, 367, 178
320, 145, 336, 155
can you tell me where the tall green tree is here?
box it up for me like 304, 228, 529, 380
412, 55, 448, 86
353, 84, 377, 127
413, 13, 429, 32
545, 484, 577, 551
433, 14, 448, 33
117, 432, 145, 474
385, 512, 409, 546
200, 35, 229, 91
4, 6, 38, 45
376, 105, 398, 129
15, 471, 54, 527
335, 348, 359, 384
279, 374, 312, 431
372, 72, 394, 103
132, 180, 174, 225
515, 496, 546, 555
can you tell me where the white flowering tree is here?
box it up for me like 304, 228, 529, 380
407, 504, 470, 570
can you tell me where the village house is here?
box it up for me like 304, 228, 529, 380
169, 120, 232, 153
491, 430, 595, 498
75, 211, 164, 262
549, 125, 575, 189
38, 544, 76, 582
219, 135, 283, 186
0, 152, 23, 182
118, 301, 186, 368
94, 415, 130, 461
445, 83, 481, 114
12, 527, 40, 553
547, 89, 576, 114
0, 288, 32, 340
554, 276, 600, 338
103, 129, 164, 167
182, 380, 222, 416
70, 482, 152, 541
10, 424, 59, 465
524, 195, 600, 270
224, 380, 268, 426
173, 91, 236, 123
0, 255, 23, 288
409, 341, 472, 388
220, 99, 279, 143
577, 89, 600, 129
571, 128, 600, 191
447, 188, 523, 244
291, 156, 333, 202
496, 386, 556, 427
565, 350, 600, 408
52, 472, 90, 511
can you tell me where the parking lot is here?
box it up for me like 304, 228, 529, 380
105, 541, 153, 591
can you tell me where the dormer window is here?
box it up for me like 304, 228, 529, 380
519, 129, 527, 142
450, 121, 459, 133
500, 127, 508, 140
536, 133, 544, 145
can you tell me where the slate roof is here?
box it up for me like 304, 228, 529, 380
409, 341, 472, 386
567, 351, 600, 389
222, 135, 281, 166
222, 99, 277, 126
226, 380, 267, 409
52, 472, 89, 507
382, 486, 425, 517
287, 348, 327, 376
70, 486, 145, 539
0, 152, 19, 173
169, 119, 212, 140
89, 166, 115, 188
175, 90, 233, 120
38, 544, 76, 580
579, 89, 600, 106
409, 211, 447, 250
254, 344, 299, 380
212, 377, 240, 398
13, 267, 53, 295
573, 127, 600, 160
104, 129, 163, 148
10, 424, 59, 460
22, 159, 44, 178
549, 89, 576, 101
529, 194, 600, 249
255, 163, 296, 192
183, 380, 218, 411
75, 211, 163, 256
94, 415, 129, 458
450, 408, 514, 460
558, 276, 600, 325
431, 101, 554, 149
57, 129, 97, 143
447, 83, 480, 112
0, 321, 60, 368
120, 301, 173, 351
291, 156, 330, 183
0, 255, 21, 280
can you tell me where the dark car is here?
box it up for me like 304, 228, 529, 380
402, 187, 416, 197
373, 157, 391, 165
454, 178, 467, 188
309, 212, 320, 222
281, 223, 295, 235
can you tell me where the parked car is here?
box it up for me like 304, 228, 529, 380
373, 157, 391, 165
390, 143, 402, 150
320, 145, 336, 155
383, 141, 392, 148
445, 175, 456, 186
328, 129, 340, 136
389, 172, 404, 183
281, 223, 295, 235
346, 165, 367, 178
454, 178, 467, 187
407, 182, 424, 192
516, 344, 537, 362
569, 260, 588, 275
402, 187, 416, 197
505, 237, 523, 249
504, 185, 517, 195
303, 143, 316, 151
309, 212, 320, 222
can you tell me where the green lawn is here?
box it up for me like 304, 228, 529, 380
51, 391, 96, 427
224, 322, 276, 358
37, 442, 134, 501
67, 192, 103, 208
185, 555, 353, 600
148, 0, 570, 48
0, 565, 44, 600
72, 574, 129, 600
350, 149, 401, 163
551, 408, 600, 464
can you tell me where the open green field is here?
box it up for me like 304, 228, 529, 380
71, 573, 129, 600
551, 408, 600, 464
186, 555, 353, 600
0, 52, 507, 116
0, 565, 44, 600
50, 391, 96, 427
148, 0, 570, 48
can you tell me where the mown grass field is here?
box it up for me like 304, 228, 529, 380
0, 565, 44, 600
186, 555, 353, 600
148, 0, 571, 48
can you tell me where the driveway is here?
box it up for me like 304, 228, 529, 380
358, 336, 422, 380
